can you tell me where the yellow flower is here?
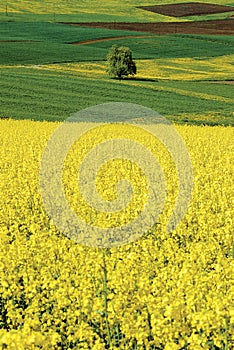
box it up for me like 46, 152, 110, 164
0, 119, 233, 348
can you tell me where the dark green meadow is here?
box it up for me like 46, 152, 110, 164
1, 22, 234, 65
2, 33, 234, 65
0, 22, 150, 64
1, 66, 233, 125
0, 22, 145, 43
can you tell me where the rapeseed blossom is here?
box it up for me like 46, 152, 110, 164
0, 119, 233, 349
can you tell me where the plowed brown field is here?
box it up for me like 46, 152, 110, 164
63, 19, 234, 35
138, 2, 234, 17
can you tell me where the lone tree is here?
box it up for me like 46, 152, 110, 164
106, 45, 137, 79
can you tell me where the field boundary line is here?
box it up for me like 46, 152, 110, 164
69, 34, 154, 45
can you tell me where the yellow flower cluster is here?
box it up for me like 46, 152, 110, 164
0, 0, 169, 22
2, 0, 231, 16
0, 119, 233, 349
34, 54, 234, 82
136, 55, 234, 82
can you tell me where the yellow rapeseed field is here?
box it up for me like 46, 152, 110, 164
0, 119, 233, 349
0, 0, 172, 22
136, 55, 234, 82
2, 0, 232, 16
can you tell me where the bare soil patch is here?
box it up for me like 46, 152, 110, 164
63, 19, 234, 36
137, 2, 234, 17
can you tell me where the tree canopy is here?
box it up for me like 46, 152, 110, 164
106, 45, 137, 79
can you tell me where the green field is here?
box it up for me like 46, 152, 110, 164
0, 22, 147, 43
80, 34, 234, 59
1, 30, 234, 65
0, 1, 234, 126
0, 22, 151, 65
1, 65, 233, 125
